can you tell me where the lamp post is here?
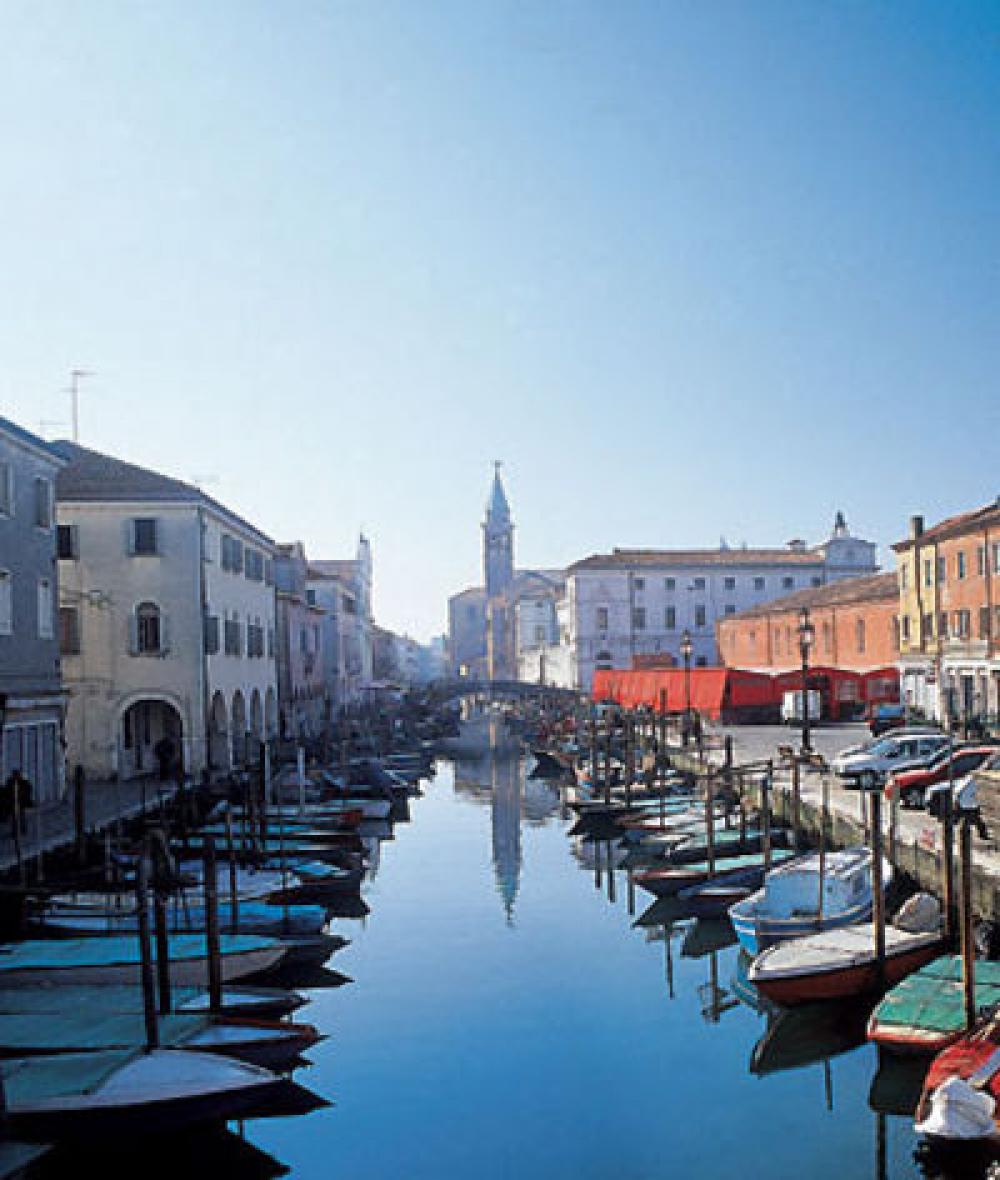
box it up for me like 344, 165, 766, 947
680, 630, 693, 746
798, 606, 816, 754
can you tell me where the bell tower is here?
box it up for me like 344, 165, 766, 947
483, 460, 514, 599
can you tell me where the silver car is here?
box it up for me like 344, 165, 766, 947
831, 732, 950, 786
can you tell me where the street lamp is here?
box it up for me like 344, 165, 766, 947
798, 606, 816, 754
680, 629, 693, 746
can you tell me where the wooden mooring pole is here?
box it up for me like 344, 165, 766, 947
135, 854, 159, 1050
870, 791, 886, 988
153, 886, 172, 1015
959, 818, 976, 1032
203, 836, 223, 1014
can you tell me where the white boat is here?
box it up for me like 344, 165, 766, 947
47, 864, 290, 911
1, 1048, 286, 1139
729, 847, 890, 956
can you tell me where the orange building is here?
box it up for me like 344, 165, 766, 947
893, 500, 1000, 723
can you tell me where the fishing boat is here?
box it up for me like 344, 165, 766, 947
635, 849, 797, 898
0, 934, 288, 988
868, 956, 1000, 1053
30, 899, 328, 940
0, 1009, 321, 1069
661, 827, 785, 865
749, 922, 943, 1006
0, 1048, 288, 1140
0, 983, 305, 1020
677, 863, 781, 919
914, 1010, 1000, 1146
729, 847, 889, 956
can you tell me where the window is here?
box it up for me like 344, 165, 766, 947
135, 602, 163, 654
221, 534, 244, 573
693, 577, 706, 591
978, 547, 986, 576
264, 558, 274, 586
695, 605, 707, 628
632, 607, 646, 631
954, 609, 971, 639
724, 577, 736, 591
34, 478, 53, 529
0, 571, 11, 634
664, 578, 675, 592
204, 613, 220, 655
723, 604, 736, 616
633, 577, 645, 592
0, 462, 12, 516
695, 656, 707, 668
596, 607, 609, 631
534, 625, 545, 643
664, 606, 676, 630
922, 613, 934, 641
979, 607, 991, 640
923, 559, 933, 588
224, 614, 242, 656
937, 556, 946, 584
37, 578, 54, 638
901, 615, 911, 643
59, 606, 80, 654
782, 576, 794, 590
244, 549, 265, 582
811, 576, 822, 587
130, 518, 159, 556
856, 618, 866, 653
957, 552, 966, 580
753, 577, 765, 591
900, 566, 908, 589
994, 544, 1000, 575
57, 524, 78, 560
307, 589, 318, 607
939, 612, 948, 639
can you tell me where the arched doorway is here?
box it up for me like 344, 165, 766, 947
120, 698, 183, 781
208, 692, 229, 772
231, 690, 247, 767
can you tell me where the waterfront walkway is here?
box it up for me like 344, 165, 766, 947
0, 777, 180, 877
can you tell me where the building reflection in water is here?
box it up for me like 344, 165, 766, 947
452, 749, 559, 923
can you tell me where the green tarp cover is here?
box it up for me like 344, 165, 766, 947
874, 956, 1000, 1034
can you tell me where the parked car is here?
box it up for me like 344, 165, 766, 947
885, 746, 999, 809
830, 732, 950, 787
924, 750, 1000, 814
867, 703, 905, 736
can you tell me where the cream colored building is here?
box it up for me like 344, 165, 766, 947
55, 443, 278, 781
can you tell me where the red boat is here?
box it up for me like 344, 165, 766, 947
750, 924, 944, 1007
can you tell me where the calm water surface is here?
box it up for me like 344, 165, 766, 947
40, 752, 936, 1179
250, 752, 925, 1180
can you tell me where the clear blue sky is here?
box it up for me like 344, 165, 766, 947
1, 2, 997, 640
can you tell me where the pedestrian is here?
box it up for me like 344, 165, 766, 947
2, 770, 32, 835
153, 734, 176, 782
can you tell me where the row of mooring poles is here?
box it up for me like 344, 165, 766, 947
135, 832, 225, 1052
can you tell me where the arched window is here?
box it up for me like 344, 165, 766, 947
137, 602, 162, 654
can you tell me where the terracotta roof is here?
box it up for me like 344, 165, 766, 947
568, 547, 825, 572
719, 572, 897, 622
892, 500, 1000, 551
53, 441, 274, 546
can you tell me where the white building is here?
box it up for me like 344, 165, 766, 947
307, 536, 374, 714
526, 514, 878, 691
55, 443, 278, 781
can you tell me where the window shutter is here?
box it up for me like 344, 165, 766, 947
159, 611, 170, 654
125, 519, 136, 556
128, 611, 139, 655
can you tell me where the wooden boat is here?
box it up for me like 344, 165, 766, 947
677, 863, 778, 918
0, 1009, 320, 1069
47, 864, 290, 909
635, 850, 797, 898
914, 1011, 1000, 1145
729, 847, 889, 956
0, 934, 287, 988
31, 900, 328, 940
868, 956, 1000, 1053
749, 923, 944, 1006
0, 1048, 288, 1140
664, 827, 785, 865
0, 983, 305, 1020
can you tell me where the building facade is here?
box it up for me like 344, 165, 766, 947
541, 514, 878, 691
55, 443, 278, 781
274, 542, 327, 742
894, 502, 1000, 723
307, 536, 374, 713
0, 417, 66, 803
717, 572, 899, 672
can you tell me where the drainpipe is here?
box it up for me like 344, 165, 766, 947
197, 507, 210, 778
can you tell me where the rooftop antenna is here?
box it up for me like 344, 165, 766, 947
66, 369, 94, 443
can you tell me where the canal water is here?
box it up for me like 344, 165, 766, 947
37, 752, 946, 1178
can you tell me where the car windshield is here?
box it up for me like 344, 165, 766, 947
868, 739, 898, 756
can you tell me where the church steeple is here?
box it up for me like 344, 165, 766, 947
483, 461, 514, 600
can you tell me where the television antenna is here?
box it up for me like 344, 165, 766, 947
65, 369, 94, 443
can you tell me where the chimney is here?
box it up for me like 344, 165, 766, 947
910, 515, 924, 541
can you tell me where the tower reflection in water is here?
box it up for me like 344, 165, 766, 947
452, 748, 559, 924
